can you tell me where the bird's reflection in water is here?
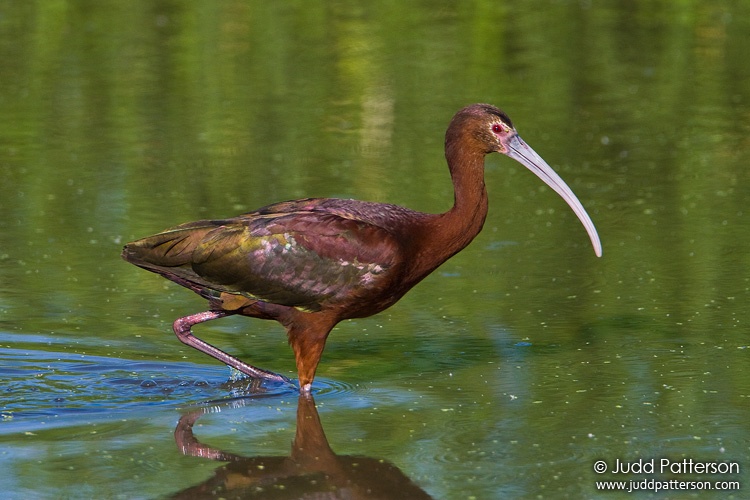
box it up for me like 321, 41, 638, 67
170, 393, 432, 499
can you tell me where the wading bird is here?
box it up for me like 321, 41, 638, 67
122, 104, 602, 392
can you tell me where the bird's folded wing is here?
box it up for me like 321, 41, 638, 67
123, 213, 401, 311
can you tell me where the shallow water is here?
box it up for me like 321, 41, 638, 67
2, 1, 750, 498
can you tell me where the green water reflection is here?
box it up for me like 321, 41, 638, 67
2, 1, 750, 498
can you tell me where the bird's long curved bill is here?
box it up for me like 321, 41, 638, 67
505, 134, 602, 257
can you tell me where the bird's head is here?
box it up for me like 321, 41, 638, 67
447, 103, 602, 257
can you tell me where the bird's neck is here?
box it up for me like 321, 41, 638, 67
408, 148, 489, 281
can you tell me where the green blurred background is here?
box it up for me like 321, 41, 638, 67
1, 1, 749, 498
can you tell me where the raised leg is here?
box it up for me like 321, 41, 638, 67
173, 311, 293, 386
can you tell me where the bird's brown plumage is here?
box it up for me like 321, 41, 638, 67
122, 103, 601, 392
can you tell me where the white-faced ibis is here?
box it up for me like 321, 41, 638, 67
122, 103, 602, 392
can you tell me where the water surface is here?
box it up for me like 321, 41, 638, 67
2, 1, 749, 498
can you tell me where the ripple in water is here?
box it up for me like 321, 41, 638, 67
309, 377, 362, 396
0, 347, 300, 420
0, 345, 424, 432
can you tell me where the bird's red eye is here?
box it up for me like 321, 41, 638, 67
491, 123, 502, 133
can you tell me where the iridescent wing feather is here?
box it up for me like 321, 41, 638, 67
123, 205, 403, 312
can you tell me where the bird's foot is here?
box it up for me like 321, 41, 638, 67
229, 363, 296, 389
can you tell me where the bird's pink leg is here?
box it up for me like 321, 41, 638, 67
173, 311, 293, 386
